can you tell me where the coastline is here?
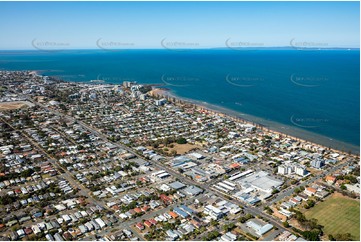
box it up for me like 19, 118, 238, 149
151, 87, 360, 155
23, 70, 360, 155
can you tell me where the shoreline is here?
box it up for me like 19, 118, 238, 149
151, 87, 360, 155
26, 71, 360, 155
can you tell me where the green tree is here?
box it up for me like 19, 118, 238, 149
334, 233, 353, 241
283, 221, 290, 228
176, 137, 187, 144
210, 219, 219, 227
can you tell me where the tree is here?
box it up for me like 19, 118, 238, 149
239, 213, 254, 223
223, 223, 236, 232
283, 221, 290, 228
304, 200, 316, 209
294, 188, 301, 194
176, 137, 187, 144
264, 206, 273, 215
21, 168, 35, 178
245, 213, 254, 220
328, 234, 335, 241
301, 229, 322, 241
210, 219, 219, 227
272, 189, 279, 195
202, 231, 220, 241
333, 233, 353, 241
162, 222, 175, 231
0, 194, 16, 205
293, 210, 307, 223
238, 216, 247, 223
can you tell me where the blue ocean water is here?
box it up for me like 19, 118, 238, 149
0, 49, 359, 150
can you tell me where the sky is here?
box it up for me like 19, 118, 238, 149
0, 1, 359, 50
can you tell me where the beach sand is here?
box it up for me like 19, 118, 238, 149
151, 87, 360, 155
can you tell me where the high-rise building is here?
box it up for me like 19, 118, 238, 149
311, 159, 325, 169
278, 165, 287, 175
295, 166, 307, 176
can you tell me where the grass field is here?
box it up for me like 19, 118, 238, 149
304, 193, 360, 240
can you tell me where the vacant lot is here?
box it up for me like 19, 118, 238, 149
304, 192, 360, 240
148, 143, 200, 155
170, 143, 200, 155
0, 101, 34, 111
307, 167, 323, 175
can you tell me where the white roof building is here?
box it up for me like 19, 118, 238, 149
246, 220, 273, 236
95, 218, 106, 228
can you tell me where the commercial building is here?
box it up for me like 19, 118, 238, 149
278, 164, 308, 176
169, 181, 186, 190
183, 186, 203, 196
238, 171, 283, 194
295, 166, 307, 176
204, 205, 223, 220
246, 220, 273, 236
155, 99, 167, 106
311, 159, 325, 169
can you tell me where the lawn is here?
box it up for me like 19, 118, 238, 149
304, 193, 360, 240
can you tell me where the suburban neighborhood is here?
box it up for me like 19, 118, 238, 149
0, 71, 359, 241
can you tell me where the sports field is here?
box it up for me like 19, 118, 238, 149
304, 193, 360, 240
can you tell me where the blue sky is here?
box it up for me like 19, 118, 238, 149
0, 1, 359, 50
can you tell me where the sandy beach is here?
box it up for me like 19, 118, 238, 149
151, 87, 360, 155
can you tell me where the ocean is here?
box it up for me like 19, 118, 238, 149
0, 49, 359, 153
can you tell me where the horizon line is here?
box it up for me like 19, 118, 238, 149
0, 47, 360, 51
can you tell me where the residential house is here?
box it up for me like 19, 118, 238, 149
325, 176, 336, 185
304, 187, 317, 196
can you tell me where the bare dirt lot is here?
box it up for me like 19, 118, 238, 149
271, 206, 287, 222
148, 143, 201, 155
170, 143, 200, 155
307, 167, 323, 175
0, 101, 34, 111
